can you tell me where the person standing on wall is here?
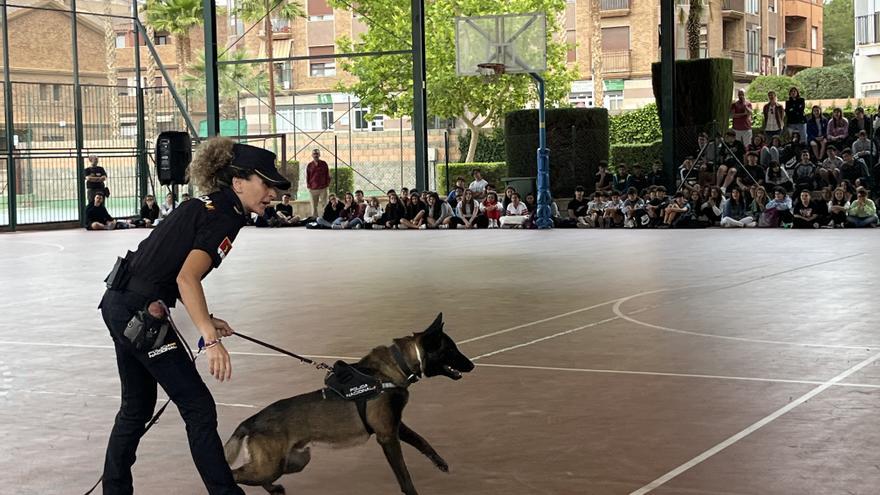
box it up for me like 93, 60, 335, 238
85, 154, 109, 205
306, 148, 330, 218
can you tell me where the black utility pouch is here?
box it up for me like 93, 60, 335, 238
324, 361, 382, 401
123, 307, 170, 352
104, 255, 129, 290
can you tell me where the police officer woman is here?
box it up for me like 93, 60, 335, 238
98, 137, 290, 494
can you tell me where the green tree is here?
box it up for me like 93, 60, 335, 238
609, 103, 662, 145
142, 0, 203, 85
235, 0, 304, 139
745, 75, 802, 102
823, 0, 854, 67
794, 64, 854, 99
183, 50, 269, 119
330, 0, 576, 162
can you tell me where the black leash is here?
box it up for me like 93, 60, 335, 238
233, 331, 333, 371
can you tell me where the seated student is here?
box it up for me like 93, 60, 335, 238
181, 192, 192, 202
523, 192, 538, 227
613, 164, 630, 192
791, 189, 823, 228
447, 186, 464, 211
818, 145, 843, 186
159, 192, 175, 219
838, 148, 871, 187
761, 135, 783, 167
603, 190, 624, 228
828, 187, 850, 228
852, 130, 875, 165
468, 168, 489, 200
400, 190, 427, 229
647, 161, 665, 187
381, 190, 406, 229
700, 186, 724, 226
780, 131, 806, 168
686, 188, 707, 225
645, 186, 668, 228
480, 191, 503, 228
333, 192, 364, 229
255, 203, 280, 228
447, 177, 467, 203
678, 156, 700, 193
595, 161, 613, 192
586, 191, 606, 228
311, 193, 344, 228
423, 192, 454, 229
400, 187, 411, 207
455, 188, 481, 229
720, 188, 755, 227
765, 160, 793, 193
629, 164, 648, 193
622, 187, 647, 228
846, 187, 878, 227
696, 132, 719, 166
137, 194, 160, 227
85, 193, 130, 230
363, 197, 384, 229
717, 130, 745, 191
500, 192, 529, 228
562, 185, 589, 228
275, 193, 303, 226
501, 186, 517, 212
791, 150, 817, 192
737, 152, 764, 191
660, 192, 691, 228
750, 185, 770, 221
760, 187, 794, 227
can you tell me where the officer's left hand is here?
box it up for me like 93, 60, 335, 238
211, 316, 235, 337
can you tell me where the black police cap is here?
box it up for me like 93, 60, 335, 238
230, 143, 291, 190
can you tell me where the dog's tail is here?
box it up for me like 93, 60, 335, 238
223, 426, 250, 467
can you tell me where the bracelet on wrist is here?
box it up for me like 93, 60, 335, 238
202, 337, 222, 349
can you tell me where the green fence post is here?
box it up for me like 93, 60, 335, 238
1, 4, 15, 230
72, 0, 86, 226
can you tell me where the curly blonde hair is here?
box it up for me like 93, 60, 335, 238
187, 137, 238, 194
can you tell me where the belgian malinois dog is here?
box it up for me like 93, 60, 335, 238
224, 313, 475, 494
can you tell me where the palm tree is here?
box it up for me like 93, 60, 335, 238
103, 0, 120, 138
142, 0, 203, 87
182, 50, 269, 119
686, 0, 703, 59
145, 24, 159, 143
235, 0, 304, 136
590, 0, 603, 107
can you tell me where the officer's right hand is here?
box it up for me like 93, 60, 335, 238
207, 343, 232, 382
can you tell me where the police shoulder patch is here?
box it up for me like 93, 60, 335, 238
199, 196, 216, 210
218, 236, 233, 260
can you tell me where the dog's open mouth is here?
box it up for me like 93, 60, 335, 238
443, 365, 462, 380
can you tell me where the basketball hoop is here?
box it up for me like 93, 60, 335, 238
477, 63, 506, 82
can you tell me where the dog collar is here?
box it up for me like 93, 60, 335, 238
391, 344, 421, 384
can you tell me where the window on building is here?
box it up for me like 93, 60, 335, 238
308, 0, 333, 18
154, 76, 164, 94
566, 30, 576, 63
117, 78, 129, 96
811, 26, 818, 50
605, 92, 624, 111
569, 92, 593, 108
52, 85, 62, 101
354, 107, 370, 130
275, 62, 293, 89
309, 46, 336, 77
601, 26, 630, 52
768, 0, 776, 13
746, 29, 760, 73
746, 0, 758, 15
115, 33, 127, 48
856, 13, 880, 45
277, 104, 334, 132
154, 32, 170, 45
39, 84, 50, 101
271, 17, 290, 31
120, 123, 137, 137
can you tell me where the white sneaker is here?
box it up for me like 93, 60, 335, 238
353, 224, 362, 229
419, 224, 427, 230
331, 224, 343, 230
439, 224, 448, 229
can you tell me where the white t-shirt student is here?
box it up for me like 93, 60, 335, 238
506, 201, 528, 216
468, 178, 488, 196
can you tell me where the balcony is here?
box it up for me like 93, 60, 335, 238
783, 0, 812, 19
856, 13, 880, 47
603, 50, 631, 73
722, 49, 745, 73
785, 46, 822, 67
600, 0, 630, 16
722, 0, 745, 18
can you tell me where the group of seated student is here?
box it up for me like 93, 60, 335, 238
255, 193, 305, 227
85, 192, 133, 230
88, 192, 194, 230
301, 178, 558, 230
567, 182, 877, 229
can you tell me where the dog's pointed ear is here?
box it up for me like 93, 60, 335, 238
424, 312, 444, 335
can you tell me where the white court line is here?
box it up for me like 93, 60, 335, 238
471, 316, 621, 360
629, 348, 880, 495
458, 298, 622, 344
0, 240, 66, 262
0, 341, 356, 361
476, 363, 880, 390
12, 388, 260, 409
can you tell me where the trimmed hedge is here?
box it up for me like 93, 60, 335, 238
504, 108, 609, 196
435, 162, 507, 195
330, 166, 355, 196
458, 128, 506, 163
746, 75, 802, 102
610, 141, 663, 169
609, 103, 662, 145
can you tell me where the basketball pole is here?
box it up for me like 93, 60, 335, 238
530, 73, 552, 229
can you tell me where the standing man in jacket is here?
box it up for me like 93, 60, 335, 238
763, 91, 784, 139
306, 148, 330, 218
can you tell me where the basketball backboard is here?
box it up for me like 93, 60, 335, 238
455, 13, 547, 76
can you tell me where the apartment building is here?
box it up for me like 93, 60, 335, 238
565, 0, 823, 111
855, 0, 880, 98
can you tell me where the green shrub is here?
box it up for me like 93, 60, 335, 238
609, 103, 662, 145
278, 160, 300, 198
504, 107, 609, 196
610, 141, 663, 169
794, 65, 854, 99
330, 166, 355, 196
435, 162, 507, 195
458, 127, 506, 163
746, 75, 802, 102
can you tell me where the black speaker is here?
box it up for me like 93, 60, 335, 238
156, 131, 191, 185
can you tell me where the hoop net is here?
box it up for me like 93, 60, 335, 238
477, 63, 506, 82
